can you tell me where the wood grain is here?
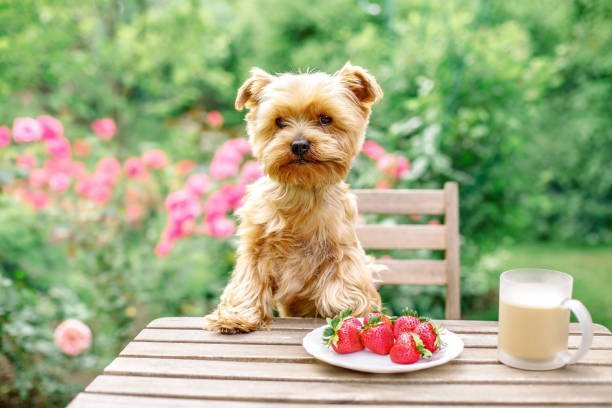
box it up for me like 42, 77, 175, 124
353, 189, 446, 215
444, 181, 461, 319
356, 224, 447, 250
104, 357, 612, 385
376, 259, 447, 284
85, 375, 612, 405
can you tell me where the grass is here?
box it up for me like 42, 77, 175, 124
464, 243, 612, 330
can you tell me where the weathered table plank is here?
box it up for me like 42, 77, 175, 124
105, 357, 612, 384
134, 328, 612, 349
84, 375, 612, 405
69, 318, 612, 407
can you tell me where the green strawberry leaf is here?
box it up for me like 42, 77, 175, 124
401, 308, 419, 317
412, 333, 433, 358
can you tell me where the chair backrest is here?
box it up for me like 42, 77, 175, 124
352, 182, 460, 319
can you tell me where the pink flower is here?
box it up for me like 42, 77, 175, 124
210, 141, 244, 180
45, 137, 71, 159
226, 138, 251, 154
175, 160, 196, 175
210, 159, 240, 180
165, 190, 201, 223
376, 154, 396, 175
126, 203, 144, 223
240, 160, 263, 184
0, 126, 10, 148
29, 168, 48, 187
23, 190, 49, 210
375, 180, 391, 190
16, 153, 37, 169
428, 219, 441, 225
220, 183, 246, 210
185, 173, 210, 197
155, 239, 173, 257
54, 319, 92, 356
208, 110, 224, 128
97, 157, 121, 183
12, 117, 43, 143
75, 176, 113, 204
73, 140, 91, 157
204, 190, 230, 221
207, 217, 236, 239
91, 118, 116, 140
142, 149, 168, 169
124, 157, 147, 179
362, 140, 385, 160
37, 115, 64, 141
396, 156, 410, 178
49, 173, 71, 191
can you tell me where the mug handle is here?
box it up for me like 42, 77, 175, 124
561, 298, 593, 365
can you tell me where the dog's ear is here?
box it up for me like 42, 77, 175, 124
235, 67, 274, 110
337, 62, 383, 105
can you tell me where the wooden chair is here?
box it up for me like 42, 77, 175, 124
352, 182, 460, 319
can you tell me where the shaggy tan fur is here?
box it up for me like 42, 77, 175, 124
204, 63, 384, 334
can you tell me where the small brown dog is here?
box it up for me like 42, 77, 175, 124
204, 63, 384, 334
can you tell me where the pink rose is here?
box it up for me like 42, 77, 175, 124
209, 141, 244, 180
23, 189, 49, 210
49, 173, 71, 191
207, 217, 236, 239
220, 183, 246, 210
226, 138, 251, 154
396, 156, 410, 178
97, 157, 121, 183
142, 149, 168, 169
155, 238, 173, 257
73, 140, 91, 157
362, 140, 385, 160
37, 115, 64, 141
91, 118, 116, 140
12, 117, 43, 143
209, 159, 240, 180
29, 168, 48, 188
375, 180, 391, 190
165, 190, 201, 223
376, 153, 396, 175
75, 176, 113, 204
54, 319, 92, 356
240, 160, 263, 184
124, 157, 147, 179
0, 126, 11, 148
185, 173, 210, 197
45, 137, 71, 159
16, 153, 37, 169
204, 190, 230, 221
207, 110, 224, 128
126, 203, 143, 223
175, 160, 196, 175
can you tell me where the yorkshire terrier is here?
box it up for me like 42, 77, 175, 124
204, 62, 384, 334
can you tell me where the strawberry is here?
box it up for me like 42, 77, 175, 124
322, 309, 364, 354
360, 315, 394, 355
393, 308, 421, 338
363, 308, 393, 329
414, 319, 442, 353
390, 332, 432, 364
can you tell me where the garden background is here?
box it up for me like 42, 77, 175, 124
0, 0, 610, 406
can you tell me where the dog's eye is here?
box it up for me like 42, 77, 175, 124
275, 118, 287, 129
318, 114, 333, 126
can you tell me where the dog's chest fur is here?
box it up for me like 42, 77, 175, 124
238, 178, 359, 311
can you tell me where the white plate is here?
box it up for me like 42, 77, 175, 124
302, 323, 464, 373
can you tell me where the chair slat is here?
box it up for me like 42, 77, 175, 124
376, 259, 447, 284
353, 189, 445, 215
357, 225, 446, 250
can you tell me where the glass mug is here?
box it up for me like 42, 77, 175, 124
498, 268, 593, 370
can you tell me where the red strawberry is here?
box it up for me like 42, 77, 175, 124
390, 332, 432, 364
360, 315, 394, 355
322, 309, 364, 354
414, 320, 442, 353
393, 309, 421, 338
364, 309, 392, 329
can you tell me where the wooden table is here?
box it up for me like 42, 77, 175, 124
69, 317, 612, 407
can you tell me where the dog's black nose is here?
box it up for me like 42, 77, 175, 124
291, 139, 310, 156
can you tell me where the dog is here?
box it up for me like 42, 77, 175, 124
204, 62, 384, 334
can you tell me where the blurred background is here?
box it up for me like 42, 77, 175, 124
0, 0, 610, 406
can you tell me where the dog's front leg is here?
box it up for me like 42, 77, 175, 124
315, 251, 382, 318
203, 254, 273, 334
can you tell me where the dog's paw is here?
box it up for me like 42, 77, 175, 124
203, 310, 260, 335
